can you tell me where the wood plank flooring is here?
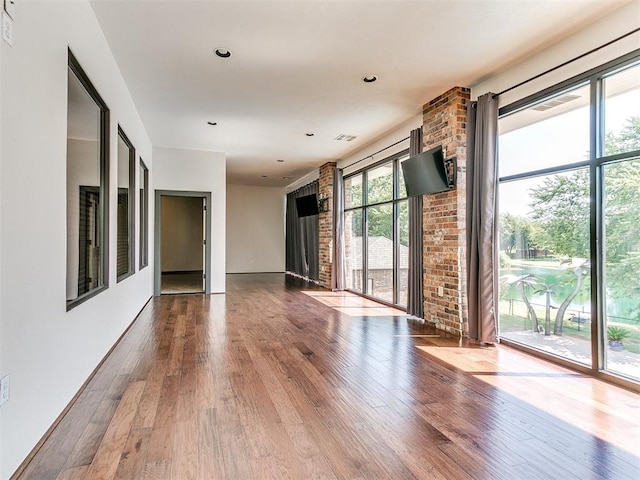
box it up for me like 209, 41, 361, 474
15, 273, 640, 479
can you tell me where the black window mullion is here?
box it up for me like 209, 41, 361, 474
590, 74, 603, 372
393, 158, 400, 305
362, 172, 368, 295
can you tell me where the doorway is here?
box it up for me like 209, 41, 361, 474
154, 190, 212, 296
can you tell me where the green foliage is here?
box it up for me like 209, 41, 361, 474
529, 169, 590, 258
607, 250, 640, 319
607, 325, 630, 342
500, 213, 538, 255
605, 116, 640, 156
367, 204, 394, 240
348, 172, 408, 244
522, 117, 640, 320
367, 173, 394, 204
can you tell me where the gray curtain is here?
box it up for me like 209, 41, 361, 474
331, 168, 346, 290
466, 93, 498, 343
407, 127, 424, 317
286, 181, 320, 280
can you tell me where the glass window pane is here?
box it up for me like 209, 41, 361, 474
499, 84, 590, 177
498, 169, 591, 366
345, 209, 363, 292
345, 173, 363, 209
367, 162, 393, 204
367, 204, 394, 303
66, 60, 107, 305
397, 200, 409, 307
399, 156, 410, 199
604, 63, 640, 156
139, 160, 149, 269
117, 129, 134, 280
603, 159, 640, 381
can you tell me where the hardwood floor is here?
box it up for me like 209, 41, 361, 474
15, 273, 639, 479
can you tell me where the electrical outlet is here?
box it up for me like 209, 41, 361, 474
437, 286, 444, 297
0, 375, 9, 406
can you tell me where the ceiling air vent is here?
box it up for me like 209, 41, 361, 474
530, 94, 580, 112
334, 134, 357, 142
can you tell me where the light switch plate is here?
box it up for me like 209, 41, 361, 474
2, 10, 12, 46
4, 0, 16, 20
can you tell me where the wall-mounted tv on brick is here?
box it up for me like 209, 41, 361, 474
401, 145, 451, 196
295, 193, 319, 217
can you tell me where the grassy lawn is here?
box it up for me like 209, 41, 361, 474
499, 300, 640, 355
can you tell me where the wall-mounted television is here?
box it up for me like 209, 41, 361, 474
295, 193, 319, 217
400, 145, 451, 196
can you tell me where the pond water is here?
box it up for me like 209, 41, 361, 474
501, 262, 636, 322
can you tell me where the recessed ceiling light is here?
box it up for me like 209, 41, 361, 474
362, 75, 378, 83
305, 132, 315, 137
277, 159, 285, 163
214, 48, 232, 58
207, 121, 217, 126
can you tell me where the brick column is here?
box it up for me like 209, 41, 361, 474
422, 87, 470, 336
318, 162, 336, 288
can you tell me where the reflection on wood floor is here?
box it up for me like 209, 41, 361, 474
16, 273, 639, 479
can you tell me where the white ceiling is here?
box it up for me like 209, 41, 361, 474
89, 0, 629, 187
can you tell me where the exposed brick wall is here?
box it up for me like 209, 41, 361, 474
318, 162, 336, 288
422, 87, 470, 336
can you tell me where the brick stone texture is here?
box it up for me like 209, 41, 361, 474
422, 86, 470, 336
318, 162, 337, 288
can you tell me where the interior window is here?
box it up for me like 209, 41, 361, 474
117, 127, 135, 281
139, 159, 149, 269
66, 51, 109, 309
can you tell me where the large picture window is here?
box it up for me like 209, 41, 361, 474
66, 51, 109, 309
498, 53, 640, 384
344, 151, 409, 307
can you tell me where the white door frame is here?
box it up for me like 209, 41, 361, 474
154, 190, 212, 296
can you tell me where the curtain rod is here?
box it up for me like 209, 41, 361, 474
342, 136, 410, 171
289, 179, 319, 195
494, 27, 640, 98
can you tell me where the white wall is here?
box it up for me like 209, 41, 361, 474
161, 196, 204, 272
337, 114, 423, 176
285, 114, 423, 194
153, 147, 226, 293
471, 2, 640, 105
226, 185, 285, 273
0, 12, 4, 476
0, 1, 153, 478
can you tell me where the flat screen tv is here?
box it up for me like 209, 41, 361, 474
400, 146, 450, 196
295, 193, 319, 217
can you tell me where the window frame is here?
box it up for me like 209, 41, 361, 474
66, 50, 110, 311
116, 125, 136, 282
497, 48, 640, 388
139, 158, 149, 269
343, 149, 410, 307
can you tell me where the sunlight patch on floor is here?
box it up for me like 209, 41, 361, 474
302, 290, 408, 317
415, 344, 640, 458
